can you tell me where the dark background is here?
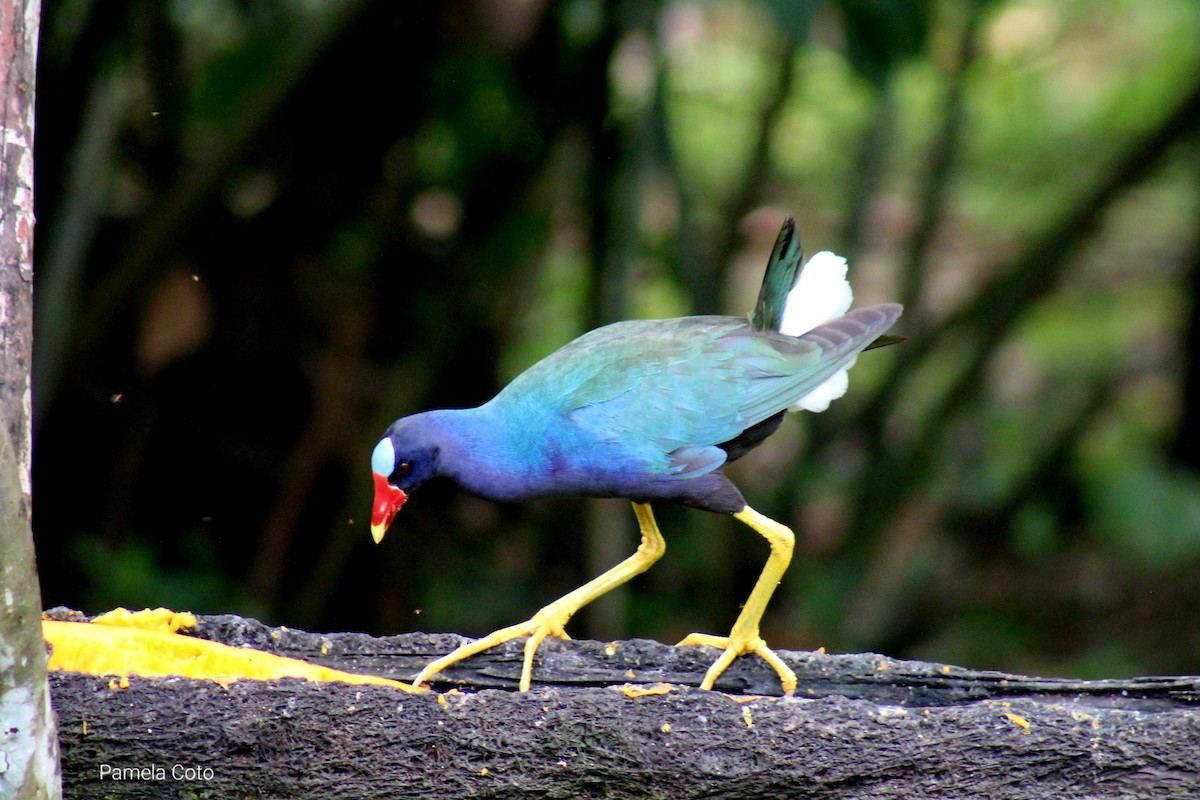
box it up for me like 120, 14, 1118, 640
31, 0, 1200, 679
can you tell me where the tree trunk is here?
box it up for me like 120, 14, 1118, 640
48, 612, 1200, 799
1, 1, 61, 797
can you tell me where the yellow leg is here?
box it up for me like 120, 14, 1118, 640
412, 502, 667, 691
677, 505, 798, 696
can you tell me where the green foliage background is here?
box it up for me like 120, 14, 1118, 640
32, 0, 1200, 679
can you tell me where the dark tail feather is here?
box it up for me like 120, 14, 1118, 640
752, 217, 803, 333
754, 218, 905, 352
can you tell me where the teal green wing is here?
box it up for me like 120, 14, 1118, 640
534, 304, 901, 478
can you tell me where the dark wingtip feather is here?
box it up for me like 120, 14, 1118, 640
864, 333, 906, 352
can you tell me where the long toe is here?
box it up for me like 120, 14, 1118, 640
677, 632, 797, 696
747, 639, 797, 696
414, 614, 572, 691
676, 632, 728, 648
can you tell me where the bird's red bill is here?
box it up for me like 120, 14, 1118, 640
371, 472, 407, 543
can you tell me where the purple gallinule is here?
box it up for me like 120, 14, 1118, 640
371, 218, 902, 694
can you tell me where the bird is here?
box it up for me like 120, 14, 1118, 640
370, 217, 902, 694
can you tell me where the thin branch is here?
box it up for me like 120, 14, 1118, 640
704, 37, 802, 312
897, 2, 984, 330
838, 80, 897, 261
861, 75, 1200, 434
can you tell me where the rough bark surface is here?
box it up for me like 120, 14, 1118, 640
47, 611, 1200, 799
0, 0, 35, 484
1, 1, 61, 798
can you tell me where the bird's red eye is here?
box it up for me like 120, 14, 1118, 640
395, 461, 412, 477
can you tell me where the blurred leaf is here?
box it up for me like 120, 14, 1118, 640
70, 532, 251, 616
1010, 503, 1058, 559
836, 0, 930, 88
759, 0, 823, 43
1081, 448, 1200, 570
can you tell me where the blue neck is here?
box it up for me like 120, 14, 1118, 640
424, 403, 551, 502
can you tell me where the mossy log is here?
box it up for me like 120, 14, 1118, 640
48, 612, 1200, 799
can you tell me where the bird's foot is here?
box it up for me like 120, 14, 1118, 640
676, 631, 797, 696
411, 607, 572, 692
